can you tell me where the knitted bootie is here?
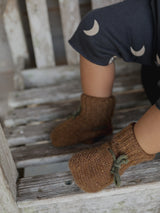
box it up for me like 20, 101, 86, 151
51, 93, 115, 147
69, 122, 156, 192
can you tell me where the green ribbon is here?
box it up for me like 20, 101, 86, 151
108, 147, 129, 187
67, 105, 81, 119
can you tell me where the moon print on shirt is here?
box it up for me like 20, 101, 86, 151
155, 54, 160, 66
108, 56, 117, 64
83, 19, 100, 36
130, 45, 145, 57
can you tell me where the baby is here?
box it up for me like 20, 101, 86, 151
50, 0, 160, 192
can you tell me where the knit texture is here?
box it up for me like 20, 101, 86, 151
69, 122, 156, 192
51, 93, 115, 147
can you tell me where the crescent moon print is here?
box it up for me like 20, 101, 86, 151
109, 56, 117, 64
83, 19, 99, 36
156, 54, 160, 66
130, 45, 145, 57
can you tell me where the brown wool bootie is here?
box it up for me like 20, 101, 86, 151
69, 122, 156, 193
51, 93, 116, 147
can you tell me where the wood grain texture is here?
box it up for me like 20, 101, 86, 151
0, 166, 20, 213
91, 0, 126, 9
59, 0, 81, 65
5, 102, 150, 147
3, 0, 30, 69
22, 59, 141, 89
0, 124, 18, 200
17, 159, 160, 213
26, 0, 55, 68
22, 65, 80, 89
4, 89, 149, 128
3, 1, 159, 211
8, 68, 142, 108
10, 105, 151, 168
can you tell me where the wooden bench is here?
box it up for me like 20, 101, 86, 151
1, 0, 160, 212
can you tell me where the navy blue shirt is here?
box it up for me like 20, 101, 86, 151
150, 0, 160, 62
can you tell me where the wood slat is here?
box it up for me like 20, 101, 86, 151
6, 120, 55, 147
22, 60, 141, 88
5, 100, 79, 128
9, 80, 81, 109
8, 69, 142, 108
91, 0, 126, 9
5, 89, 149, 128
26, 0, 55, 68
0, 124, 18, 200
59, 0, 81, 65
22, 65, 80, 89
17, 159, 160, 213
21, 60, 141, 89
12, 140, 106, 169
3, 0, 30, 69
10, 105, 150, 168
0, 166, 20, 213
6, 94, 150, 147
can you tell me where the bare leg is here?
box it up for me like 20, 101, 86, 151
80, 54, 160, 155
134, 104, 160, 154
80, 55, 115, 98
51, 54, 116, 147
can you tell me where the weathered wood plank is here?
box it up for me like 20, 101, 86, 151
8, 69, 142, 108
5, 99, 80, 128
13, 142, 103, 169
22, 65, 80, 88
59, 0, 81, 65
12, 139, 106, 169
10, 105, 150, 168
5, 103, 150, 147
0, 166, 20, 213
3, 0, 30, 68
9, 80, 81, 109
21, 60, 141, 89
5, 120, 57, 147
91, 0, 126, 9
4, 89, 149, 128
17, 159, 160, 213
26, 0, 55, 68
0, 124, 18, 200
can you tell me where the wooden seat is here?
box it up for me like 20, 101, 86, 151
1, 0, 160, 212
3, 63, 160, 211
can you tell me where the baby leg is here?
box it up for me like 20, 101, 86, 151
80, 54, 115, 98
134, 99, 160, 155
51, 55, 116, 147
68, 0, 160, 192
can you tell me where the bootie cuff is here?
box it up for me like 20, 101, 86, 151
111, 122, 156, 166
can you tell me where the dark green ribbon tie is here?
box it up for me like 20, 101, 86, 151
108, 147, 129, 187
